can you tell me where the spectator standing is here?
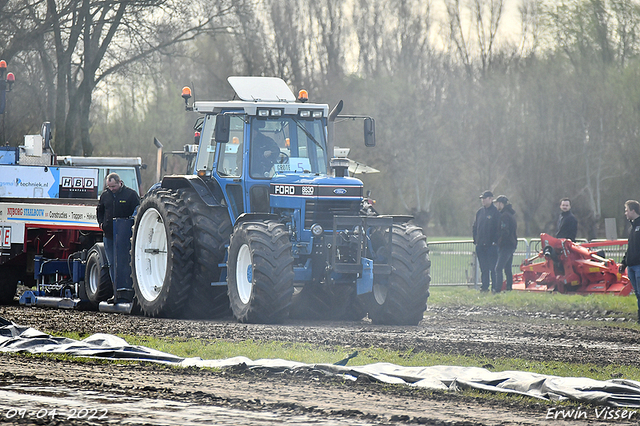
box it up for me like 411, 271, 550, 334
473, 190, 500, 292
556, 198, 578, 241
96, 173, 140, 287
494, 195, 517, 293
620, 200, 640, 323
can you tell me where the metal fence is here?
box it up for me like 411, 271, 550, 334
427, 240, 476, 286
427, 238, 628, 287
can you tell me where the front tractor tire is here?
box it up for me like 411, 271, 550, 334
83, 243, 113, 308
227, 220, 294, 323
366, 222, 431, 325
131, 189, 195, 318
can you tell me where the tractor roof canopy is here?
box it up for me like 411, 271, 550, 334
193, 77, 329, 118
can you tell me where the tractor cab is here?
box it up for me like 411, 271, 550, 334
188, 77, 354, 224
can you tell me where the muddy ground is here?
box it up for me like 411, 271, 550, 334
0, 304, 638, 425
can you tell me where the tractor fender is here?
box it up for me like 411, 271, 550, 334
234, 212, 280, 227
377, 214, 414, 224
160, 175, 226, 207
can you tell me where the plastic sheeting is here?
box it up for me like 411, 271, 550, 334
1, 319, 640, 407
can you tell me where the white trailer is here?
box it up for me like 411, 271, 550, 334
0, 123, 143, 309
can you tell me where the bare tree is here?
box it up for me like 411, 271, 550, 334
518, 0, 541, 56
3, 0, 236, 155
308, 0, 345, 84
0, 0, 52, 61
610, 0, 640, 67
444, 0, 473, 76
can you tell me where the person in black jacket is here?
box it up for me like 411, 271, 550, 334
493, 195, 517, 293
621, 200, 640, 323
473, 190, 500, 292
96, 173, 140, 285
556, 198, 578, 241
250, 120, 281, 178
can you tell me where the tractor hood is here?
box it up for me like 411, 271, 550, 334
269, 173, 364, 199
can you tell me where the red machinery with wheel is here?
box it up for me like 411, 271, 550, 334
511, 233, 632, 295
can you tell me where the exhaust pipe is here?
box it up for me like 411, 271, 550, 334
153, 137, 163, 182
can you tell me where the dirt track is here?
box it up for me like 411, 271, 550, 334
0, 304, 638, 425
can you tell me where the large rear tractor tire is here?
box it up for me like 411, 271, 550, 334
178, 188, 233, 319
83, 243, 113, 308
131, 189, 195, 318
365, 222, 431, 325
227, 220, 294, 323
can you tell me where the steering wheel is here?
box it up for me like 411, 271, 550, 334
277, 151, 289, 164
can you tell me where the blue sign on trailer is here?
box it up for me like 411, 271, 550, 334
0, 165, 98, 199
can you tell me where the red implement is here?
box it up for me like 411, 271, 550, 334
510, 233, 632, 296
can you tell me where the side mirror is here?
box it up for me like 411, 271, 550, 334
41, 122, 52, 150
364, 117, 375, 147
193, 116, 204, 132
215, 114, 230, 143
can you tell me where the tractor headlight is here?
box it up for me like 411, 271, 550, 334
257, 108, 283, 117
298, 109, 323, 118
311, 223, 324, 236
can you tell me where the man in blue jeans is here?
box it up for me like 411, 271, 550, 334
473, 190, 500, 292
96, 173, 140, 300
493, 195, 517, 293
621, 200, 640, 323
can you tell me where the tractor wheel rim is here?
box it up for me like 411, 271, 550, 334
236, 244, 252, 305
373, 282, 388, 305
134, 207, 167, 302
88, 259, 99, 294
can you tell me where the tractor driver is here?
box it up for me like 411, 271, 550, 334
250, 120, 281, 178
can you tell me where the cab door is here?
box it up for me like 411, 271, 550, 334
213, 115, 247, 222
243, 117, 290, 214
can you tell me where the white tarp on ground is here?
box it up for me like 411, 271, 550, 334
1, 320, 640, 407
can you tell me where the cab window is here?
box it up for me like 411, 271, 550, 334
217, 116, 245, 177
194, 115, 217, 173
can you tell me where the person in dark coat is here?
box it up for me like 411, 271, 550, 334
493, 195, 517, 293
621, 200, 640, 323
250, 121, 281, 178
556, 198, 578, 241
96, 173, 140, 285
473, 190, 500, 292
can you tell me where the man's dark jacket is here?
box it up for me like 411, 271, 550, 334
251, 134, 280, 177
497, 204, 517, 250
622, 216, 640, 268
556, 210, 578, 241
473, 204, 499, 246
97, 185, 140, 238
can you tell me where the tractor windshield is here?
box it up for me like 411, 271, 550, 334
249, 116, 328, 179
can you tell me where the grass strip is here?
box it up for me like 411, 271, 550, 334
429, 286, 637, 317
53, 331, 640, 383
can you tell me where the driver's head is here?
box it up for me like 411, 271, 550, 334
255, 119, 267, 130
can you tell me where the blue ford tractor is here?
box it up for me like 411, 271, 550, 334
130, 77, 431, 324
